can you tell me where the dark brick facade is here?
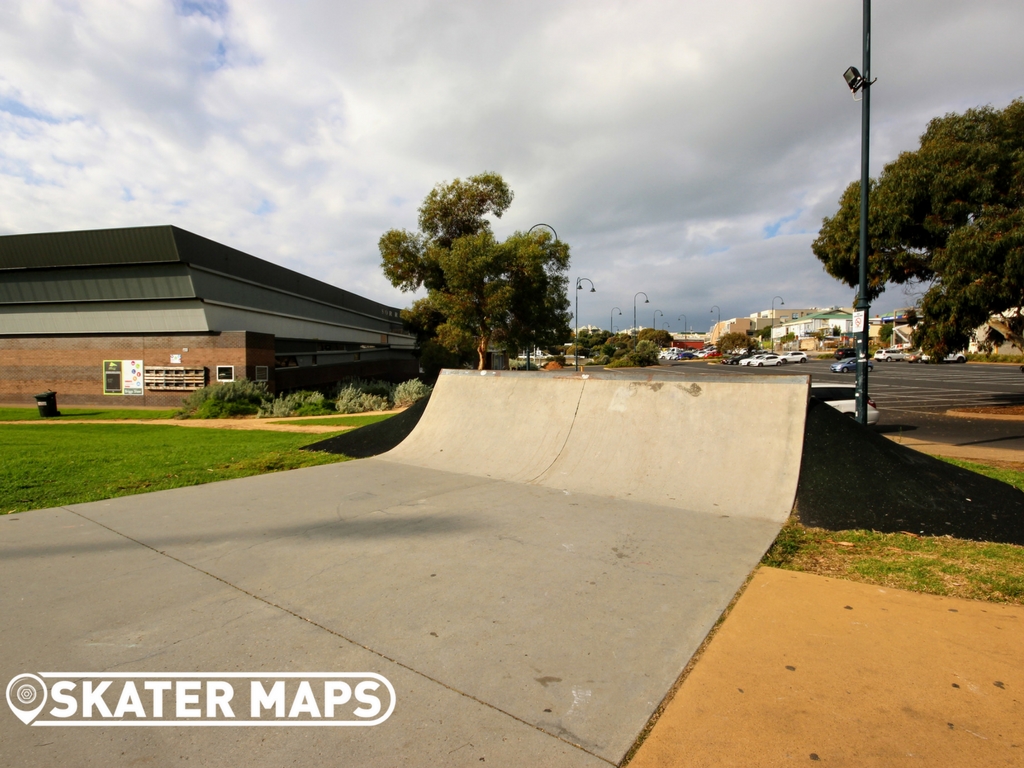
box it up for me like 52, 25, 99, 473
0, 332, 276, 407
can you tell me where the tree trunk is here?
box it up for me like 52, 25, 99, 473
477, 334, 490, 370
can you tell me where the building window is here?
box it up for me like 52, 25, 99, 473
216, 365, 234, 382
255, 366, 269, 382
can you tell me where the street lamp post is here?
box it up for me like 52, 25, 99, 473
524, 224, 560, 372
633, 292, 649, 351
575, 278, 595, 371
678, 314, 687, 333
771, 296, 784, 351
610, 307, 622, 337
843, 1, 874, 425
710, 306, 720, 342
653, 309, 664, 337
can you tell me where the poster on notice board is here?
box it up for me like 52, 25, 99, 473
123, 360, 144, 395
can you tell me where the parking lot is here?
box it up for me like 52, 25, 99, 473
675, 358, 1024, 413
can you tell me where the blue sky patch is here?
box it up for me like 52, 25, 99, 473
0, 97, 61, 125
763, 210, 803, 240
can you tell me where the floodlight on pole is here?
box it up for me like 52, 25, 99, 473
771, 296, 784, 351
843, 0, 875, 424
633, 292, 649, 351
575, 277, 595, 371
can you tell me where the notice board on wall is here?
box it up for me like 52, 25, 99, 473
123, 360, 144, 395
102, 360, 144, 395
103, 361, 122, 395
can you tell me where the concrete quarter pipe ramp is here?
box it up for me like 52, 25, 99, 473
0, 370, 807, 767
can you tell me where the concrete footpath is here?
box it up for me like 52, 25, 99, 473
629, 567, 1023, 767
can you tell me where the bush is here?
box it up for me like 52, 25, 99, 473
256, 390, 333, 418
177, 379, 269, 419
334, 387, 390, 414
393, 379, 432, 407
606, 340, 660, 368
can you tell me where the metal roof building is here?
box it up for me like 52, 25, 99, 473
0, 226, 417, 406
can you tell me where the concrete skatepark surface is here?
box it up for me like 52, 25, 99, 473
0, 370, 808, 766
629, 567, 1023, 768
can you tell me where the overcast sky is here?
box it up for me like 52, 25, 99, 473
2, 1, 1022, 332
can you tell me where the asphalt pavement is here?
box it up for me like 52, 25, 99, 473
664, 359, 1024, 452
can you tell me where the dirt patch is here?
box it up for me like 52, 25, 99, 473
795, 398, 1024, 545
302, 396, 429, 457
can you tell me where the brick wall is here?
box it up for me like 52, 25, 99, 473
0, 332, 276, 407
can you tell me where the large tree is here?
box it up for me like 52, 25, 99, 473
380, 173, 571, 370
812, 99, 1024, 355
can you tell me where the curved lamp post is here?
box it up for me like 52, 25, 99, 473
521, 224, 560, 371
633, 292, 650, 351
610, 307, 622, 339
653, 309, 664, 334
678, 314, 687, 333
575, 277, 595, 371
771, 296, 784, 351
710, 305, 720, 341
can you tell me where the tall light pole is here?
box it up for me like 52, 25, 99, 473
610, 307, 622, 337
678, 314, 687, 333
575, 277, 595, 371
771, 296, 784, 351
653, 309, 664, 337
633, 292, 649, 351
843, 1, 874, 425
524, 224, 560, 372
710, 306, 720, 343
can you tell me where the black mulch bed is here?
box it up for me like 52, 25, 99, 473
796, 398, 1024, 545
301, 396, 429, 458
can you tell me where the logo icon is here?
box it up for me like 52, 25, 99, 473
6, 674, 47, 725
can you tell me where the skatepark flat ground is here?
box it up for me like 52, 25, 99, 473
628, 567, 1023, 768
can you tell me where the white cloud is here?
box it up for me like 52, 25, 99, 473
1, 0, 1022, 328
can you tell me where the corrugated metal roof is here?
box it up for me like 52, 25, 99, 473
0, 225, 404, 323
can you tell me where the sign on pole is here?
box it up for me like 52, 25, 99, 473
852, 310, 866, 334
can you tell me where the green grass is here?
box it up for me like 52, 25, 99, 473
268, 413, 395, 428
940, 457, 1024, 492
763, 520, 1024, 604
0, 407, 177, 421
0, 424, 349, 513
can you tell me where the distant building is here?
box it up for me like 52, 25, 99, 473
0, 226, 418, 406
772, 308, 854, 347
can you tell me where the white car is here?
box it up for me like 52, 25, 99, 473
739, 354, 768, 366
874, 348, 906, 362
921, 352, 967, 363
751, 354, 784, 367
810, 383, 880, 425
780, 351, 808, 363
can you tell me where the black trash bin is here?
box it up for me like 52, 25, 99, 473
34, 391, 59, 418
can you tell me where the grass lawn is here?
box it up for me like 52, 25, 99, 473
269, 413, 395, 428
763, 521, 1024, 605
0, 423, 349, 513
941, 456, 1024, 492
0, 407, 178, 421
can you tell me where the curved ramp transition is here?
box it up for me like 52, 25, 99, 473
383, 369, 809, 521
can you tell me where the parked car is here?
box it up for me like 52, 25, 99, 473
905, 350, 924, 363
830, 358, 874, 373
739, 354, 768, 366
703, 350, 722, 358
752, 354, 784, 367
833, 347, 856, 360
810, 383, 880, 425
780, 351, 808, 363
921, 352, 967, 363
874, 348, 906, 362
722, 352, 755, 365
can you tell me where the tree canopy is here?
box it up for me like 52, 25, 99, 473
812, 99, 1024, 354
637, 328, 673, 347
380, 173, 571, 371
717, 331, 758, 354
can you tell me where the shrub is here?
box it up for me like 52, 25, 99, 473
177, 379, 269, 419
606, 340, 660, 368
393, 379, 432, 408
256, 390, 333, 418
334, 388, 390, 414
